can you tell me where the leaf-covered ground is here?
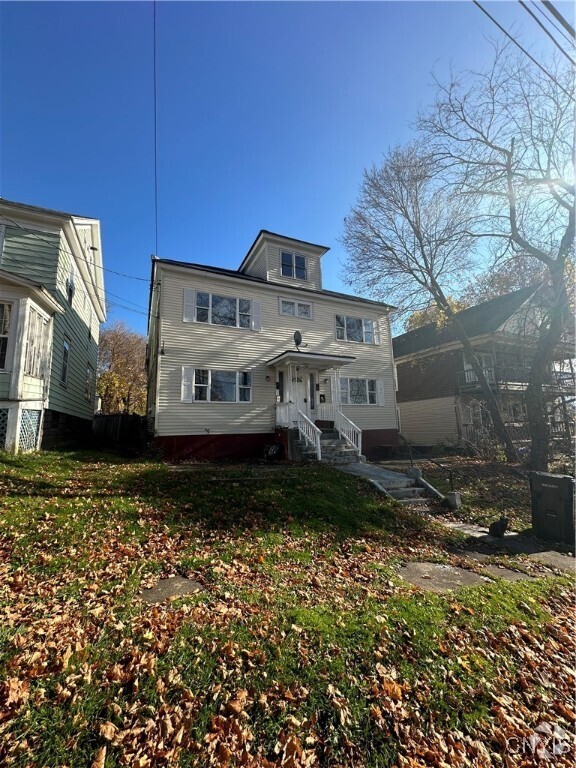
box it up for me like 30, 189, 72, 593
380, 457, 538, 532
0, 452, 574, 767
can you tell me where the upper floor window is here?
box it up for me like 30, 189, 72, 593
281, 251, 307, 280
336, 315, 378, 344
61, 338, 71, 386
181, 368, 252, 403
85, 364, 95, 403
183, 290, 261, 331
66, 268, 75, 306
0, 303, 12, 369
279, 298, 313, 320
24, 307, 49, 378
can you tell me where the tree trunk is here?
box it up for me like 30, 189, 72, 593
432, 281, 519, 462
524, 269, 569, 471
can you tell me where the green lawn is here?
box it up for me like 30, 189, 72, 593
0, 452, 573, 767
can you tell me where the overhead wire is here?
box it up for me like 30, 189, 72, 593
1, 213, 149, 282
472, 1, 575, 101
153, 0, 159, 257
530, 0, 575, 46
518, 0, 576, 64
0, 225, 150, 317
542, 0, 576, 39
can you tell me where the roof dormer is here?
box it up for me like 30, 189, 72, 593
238, 230, 329, 291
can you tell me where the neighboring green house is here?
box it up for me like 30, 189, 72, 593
0, 199, 106, 452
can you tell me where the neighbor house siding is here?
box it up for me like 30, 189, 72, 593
0, 374, 9, 399
398, 397, 459, 446
154, 268, 396, 437
46, 238, 99, 419
1, 226, 60, 291
396, 352, 458, 403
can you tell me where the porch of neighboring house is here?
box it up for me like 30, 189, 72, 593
266, 351, 364, 463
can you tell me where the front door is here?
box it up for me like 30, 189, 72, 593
295, 372, 316, 420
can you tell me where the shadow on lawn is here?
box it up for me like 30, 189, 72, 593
122, 463, 458, 546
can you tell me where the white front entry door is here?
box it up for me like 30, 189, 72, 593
295, 373, 316, 420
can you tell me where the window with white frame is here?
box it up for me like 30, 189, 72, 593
0, 303, 12, 369
335, 314, 378, 344
183, 290, 261, 330
85, 364, 95, 402
61, 338, 71, 386
24, 307, 49, 378
66, 267, 75, 306
340, 377, 382, 405
279, 297, 313, 319
181, 368, 252, 403
281, 251, 307, 280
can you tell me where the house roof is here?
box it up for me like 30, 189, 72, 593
0, 197, 97, 222
392, 285, 540, 359
154, 257, 395, 310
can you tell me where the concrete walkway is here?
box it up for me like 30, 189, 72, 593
336, 462, 414, 489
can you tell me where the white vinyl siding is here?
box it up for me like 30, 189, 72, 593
154, 268, 397, 437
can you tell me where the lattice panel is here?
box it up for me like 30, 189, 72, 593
19, 409, 41, 452
0, 409, 8, 450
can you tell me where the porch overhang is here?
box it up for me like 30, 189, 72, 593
266, 350, 356, 370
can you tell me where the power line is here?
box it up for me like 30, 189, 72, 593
530, 0, 574, 47
518, 0, 576, 65
107, 301, 149, 317
472, 1, 575, 101
542, 0, 576, 39
153, 0, 159, 257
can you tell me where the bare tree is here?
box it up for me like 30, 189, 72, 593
97, 321, 147, 415
342, 143, 519, 461
420, 42, 574, 469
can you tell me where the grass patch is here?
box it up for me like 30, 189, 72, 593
0, 451, 573, 767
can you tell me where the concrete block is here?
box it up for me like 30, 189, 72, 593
406, 467, 423, 479
445, 491, 462, 510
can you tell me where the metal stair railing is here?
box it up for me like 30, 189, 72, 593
297, 410, 322, 461
317, 404, 362, 455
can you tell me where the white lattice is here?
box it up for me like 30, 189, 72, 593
0, 409, 8, 450
19, 410, 41, 452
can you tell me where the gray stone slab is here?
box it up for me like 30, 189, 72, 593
527, 551, 576, 575
480, 564, 533, 582
140, 575, 204, 604
398, 562, 489, 592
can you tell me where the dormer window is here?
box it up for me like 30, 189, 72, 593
281, 251, 307, 280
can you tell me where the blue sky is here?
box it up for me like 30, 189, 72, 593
0, 1, 572, 334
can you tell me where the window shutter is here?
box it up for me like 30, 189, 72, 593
376, 379, 385, 406
251, 300, 262, 332
183, 289, 195, 322
181, 366, 193, 402
373, 320, 381, 345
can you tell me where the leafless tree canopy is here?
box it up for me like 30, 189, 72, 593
342, 144, 478, 318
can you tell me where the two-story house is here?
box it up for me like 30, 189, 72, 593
147, 230, 399, 461
393, 286, 575, 449
0, 199, 106, 452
